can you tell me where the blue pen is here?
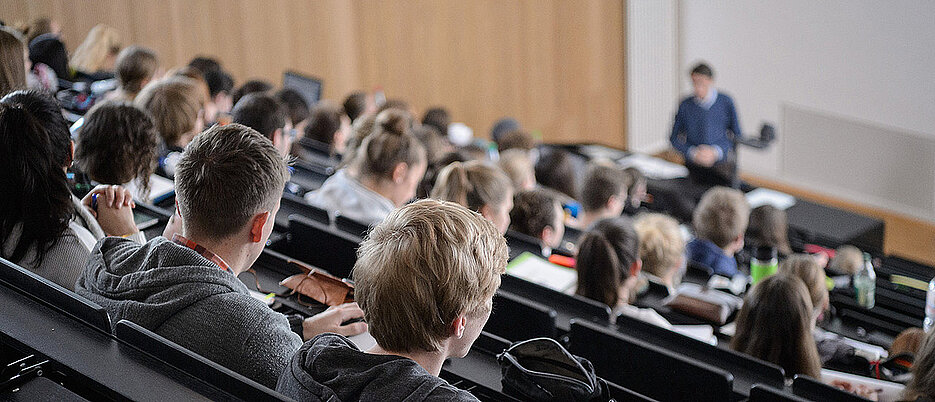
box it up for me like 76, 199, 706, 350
91, 193, 98, 211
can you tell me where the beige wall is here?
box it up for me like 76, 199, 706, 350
3, 0, 626, 147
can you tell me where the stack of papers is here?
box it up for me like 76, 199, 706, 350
507, 252, 578, 293
618, 154, 689, 180
744, 188, 796, 210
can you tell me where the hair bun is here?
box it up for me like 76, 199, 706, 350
375, 109, 411, 136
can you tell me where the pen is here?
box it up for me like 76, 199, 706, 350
91, 193, 98, 211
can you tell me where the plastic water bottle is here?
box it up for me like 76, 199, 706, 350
750, 246, 778, 284
853, 253, 876, 309
924, 277, 935, 332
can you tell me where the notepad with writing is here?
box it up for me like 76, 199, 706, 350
507, 252, 578, 293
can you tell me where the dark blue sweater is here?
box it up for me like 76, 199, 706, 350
686, 238, 741, 277
669, 93, 743, 162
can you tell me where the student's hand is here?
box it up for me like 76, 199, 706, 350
96, 201, 139, 237
302, 302, 367, 340
830, 380, 879, 401
691, 145, 718, 167
81, 184, 135, 218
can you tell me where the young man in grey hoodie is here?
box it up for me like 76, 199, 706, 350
277, 199, 509, 401
76, 123, 366, 389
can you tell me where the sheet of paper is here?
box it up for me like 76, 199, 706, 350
744, 188, 796, 210
507, 252, 578, 293
348, 331, 377, 351
617, 153, 689, 180
671, 325, 717, 346
248, 289, 274, 306
127, 174, 175, 204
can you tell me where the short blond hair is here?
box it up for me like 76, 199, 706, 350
498, 149, 535, 190
634, 213, 684, 279
693, 186, 750, 248
829, 245, 863, 275
353, 199, 508, 353
780, 254, 828, 315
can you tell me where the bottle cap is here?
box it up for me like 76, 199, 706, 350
754, 246, 778, 261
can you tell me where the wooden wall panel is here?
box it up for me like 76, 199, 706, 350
1, 0, 626, 147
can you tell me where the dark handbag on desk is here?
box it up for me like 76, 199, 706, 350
497, 338, 613, 402
665, 283, 742, 325
279, 260, 354, 306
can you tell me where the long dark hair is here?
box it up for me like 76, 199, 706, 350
0, 93, 74, 266
575, 217, 640, 307
76, 100, 159, 197
730, 274, 822, 379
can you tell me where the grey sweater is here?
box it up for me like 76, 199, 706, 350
76, 236, 303, 388
277, 334, 478, 401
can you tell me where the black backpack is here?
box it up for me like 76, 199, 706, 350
498, 337, 613, 401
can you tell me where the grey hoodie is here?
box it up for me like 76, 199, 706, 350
76, 236, 303, 389
277, 334, 478, 401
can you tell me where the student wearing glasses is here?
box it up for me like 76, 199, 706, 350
77, 124, 365, 388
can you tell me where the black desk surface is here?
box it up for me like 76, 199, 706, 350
0, 283, 230, 401
785, 199, 885, 254
0, 377, 88, 401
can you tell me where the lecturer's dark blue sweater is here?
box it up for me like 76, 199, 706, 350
670, 93, 742, 163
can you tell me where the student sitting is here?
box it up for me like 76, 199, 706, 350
421, 106, 450, 137
498, 149, 536, 192
74, 101, 159, 201
730, 274, 822, 379
633, 213, 686, 296
305, 110, 426, 225
277, 199, 508, 401
231, 93, 292, 157
431, 161, 514, 234
1, 90, 140, 290
68, 24, 121, 81
780, 254, 829, 321
780, 254, 862, 372
342, 90, 376, 124
135, 76, 205, 178
577, 163, 628, 229
107, 45, 159, 102
231, 79, 272, 107
275, 88, 310, 133
295, 100, 350, 159
576, 217, 673, 328
901, 329, 934, 401
746, 204, 793, 257
535, 147, 579, 204
187, 57, 235, 126
686, 186, 750, 277
76, 124, 365, 388
509, 189, 565, 255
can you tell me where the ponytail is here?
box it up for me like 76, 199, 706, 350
358, 109, 426, 180
575, 231, 622, 307
575, 216, 641, 308
431, 161, 472, 207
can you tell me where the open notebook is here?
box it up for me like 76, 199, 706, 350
506, 252, 578, 293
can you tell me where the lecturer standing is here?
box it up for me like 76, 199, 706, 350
670, 63, 743, 187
